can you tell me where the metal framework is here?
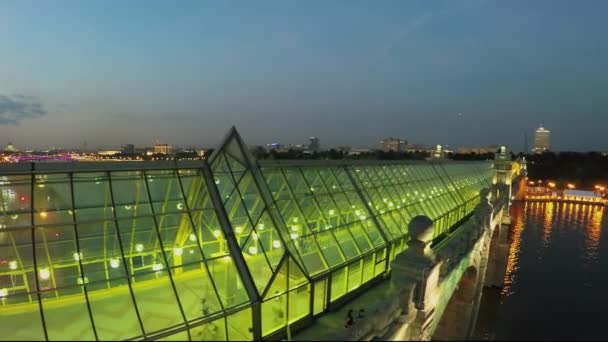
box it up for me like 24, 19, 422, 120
0, 128, 492, 341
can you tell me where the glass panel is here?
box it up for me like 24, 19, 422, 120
313, 279, 327, 315
34, 174, 73, 226
88, 280, 144, 340
288, 285, 310, 323
172, 266, 223, 322
226, 307, 253, 341
189, 317, 226, 341
347, 260, 363, 291
262, 293, 286, 336
130, 269, 185, 335
330, 267, 347, 302
41, 287, 95, 340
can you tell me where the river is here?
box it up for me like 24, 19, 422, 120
474, 200, 608, 340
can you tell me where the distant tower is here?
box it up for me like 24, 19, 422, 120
533, 125, 551, 154
308, 136, 320, 152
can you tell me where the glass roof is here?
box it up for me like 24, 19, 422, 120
0, 128, 493, 341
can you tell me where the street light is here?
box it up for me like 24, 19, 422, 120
548, 182, 556, 188
567, 183, 575, 189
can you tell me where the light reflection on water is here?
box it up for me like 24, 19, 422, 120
476, 200, 608, 340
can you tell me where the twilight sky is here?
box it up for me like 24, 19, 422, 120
1, 0, 608, 152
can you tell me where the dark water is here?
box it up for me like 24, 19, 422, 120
475, 200, 608, 341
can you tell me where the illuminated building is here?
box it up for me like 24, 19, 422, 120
5, 143, 17, 153
380, 137, 407, 152
153, 140, 171, 155
533, 125, 551, 154
0, 128, 493, 341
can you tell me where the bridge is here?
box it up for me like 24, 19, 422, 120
0, 127, 523, 341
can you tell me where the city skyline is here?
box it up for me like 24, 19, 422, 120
2, 0, 608, 151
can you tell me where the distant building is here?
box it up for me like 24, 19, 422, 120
153, 140, 170, 155
380, 138, 408, 152
533, 125, 550, 153
432, 145, 445, 159
5, 143, 17, 153
337, 146, 352, 154
97, 150, 121, 156
347, 148, 371, 156
455, 146, 499, 154
121, 144, 135, 154
308, 137, 320, 152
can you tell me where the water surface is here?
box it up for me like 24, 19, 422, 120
476, 201, 608, 340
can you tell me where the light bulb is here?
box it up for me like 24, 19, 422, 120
212, 230, 221, 238
135, 243, 144, 252
248, 246, 258, 255
152, 263, 163, 271
39, 268, 50, 280
73, 252, 82, 261
272, 240, 281, 249
234, 226, 243, 234
8, 260, 17, 270
174, 248, 183, 256
110, 258, 120, 269
0, 288, 7, 297
290, 233, 298, 240
190, 233, 197, 241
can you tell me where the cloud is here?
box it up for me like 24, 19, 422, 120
0, 94, 47, 125
379, 14, 432, 60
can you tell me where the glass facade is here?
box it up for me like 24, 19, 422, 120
0, 130, 492, 341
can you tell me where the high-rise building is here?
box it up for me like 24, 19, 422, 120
308, 136, 320, 152
380, 137, 408, 152
121, 144, 135, 154
533, 125, 550, 153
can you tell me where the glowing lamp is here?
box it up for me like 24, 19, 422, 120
174, 248, 183, 256
73, 252, 83, 261
234, 226, 243, 234
39, 211, 48, 219
290, 233, 298, 240
189, 233, 197, 241
212, 230, 221, 238
39, 268, 50, 280
0, 288, 7, 297
135, 243, 144, 252
328, 209, 335, 215
8, 260, 17, 270
272, 240, 281, 249
258, 223, 265, 230
109, 258, 120, 269
176, 203, 184, 210
248, 246, 258, 255
291, 225, 299, 232
152, 263, 163, 271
